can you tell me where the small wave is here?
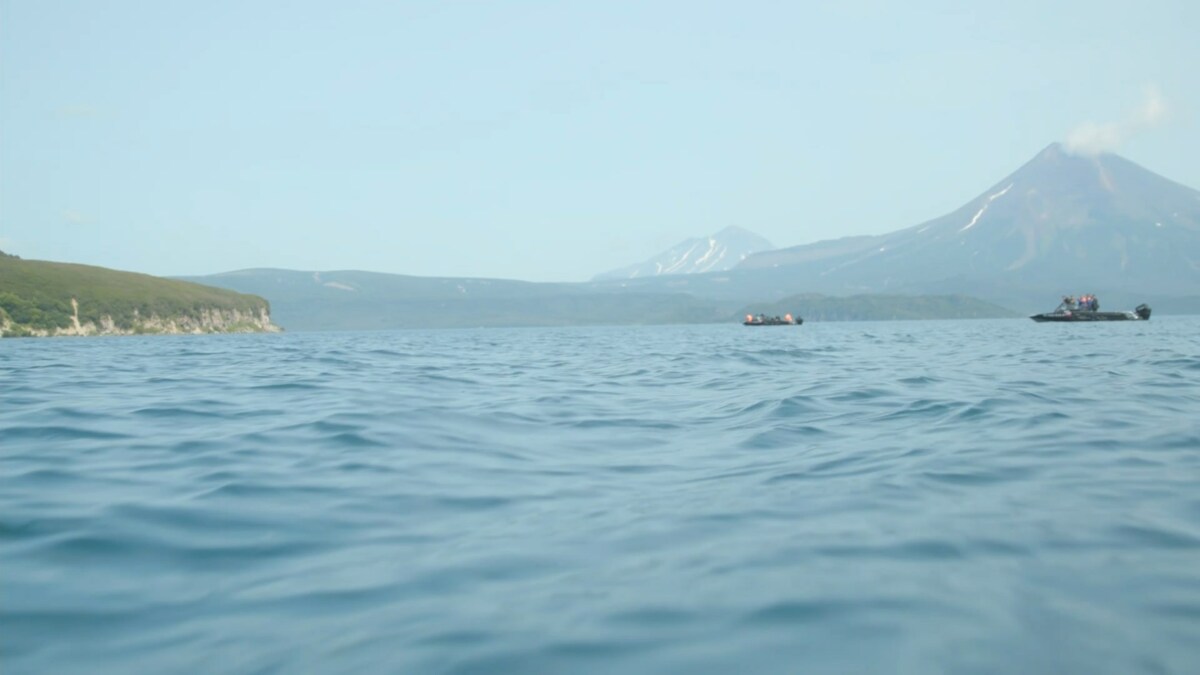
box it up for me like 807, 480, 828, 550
324, 431, 388, 448
569, 418, 682, 431
249, 381, 324, 391
133, 406, 224, 419
0, 425, 132, 441
42, 406, 112, 421
921, 465, 1036, 487
897, 375, 942, 386
872, 398, 958, 422
1110, 523, 1200, 550
815, 540, 965, 560
828, 387, 894, 402
4, 467, 84, 484
1150, 357, 1200, 371
742, 597, 916, 626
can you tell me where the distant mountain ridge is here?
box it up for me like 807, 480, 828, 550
593, 226, 774, 280
180, 268, 1013, 330
737, 143, 1200, 300
178, 268, 727, 330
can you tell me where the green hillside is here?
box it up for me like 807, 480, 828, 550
0, 252, 274, 335
741, 293, 1019, 322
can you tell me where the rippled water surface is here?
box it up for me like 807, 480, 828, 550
3, 318, 1200, 673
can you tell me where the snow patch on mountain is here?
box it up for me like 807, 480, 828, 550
960, 183, 1013, 233
593, 227, 774, 280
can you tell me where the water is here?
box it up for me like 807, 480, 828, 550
3, 318, 1199, 674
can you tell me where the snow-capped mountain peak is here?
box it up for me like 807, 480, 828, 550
594, 226, 774, 281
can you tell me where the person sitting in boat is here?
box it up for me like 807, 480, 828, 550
1062, 295, 1076, 310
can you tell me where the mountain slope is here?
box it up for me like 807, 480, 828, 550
738, 143, 1200, 300
593, 226, 774, 280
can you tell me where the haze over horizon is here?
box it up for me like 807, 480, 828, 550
2, 1, 1197, 282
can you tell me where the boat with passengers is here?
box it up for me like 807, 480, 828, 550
743, 313, 803, 326
1030, 295, 1150, 322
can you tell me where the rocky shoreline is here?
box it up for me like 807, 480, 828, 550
0, 301, 281, 337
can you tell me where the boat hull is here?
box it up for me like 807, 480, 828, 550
743, 321, 803, 326
1030, 304, 1151, 322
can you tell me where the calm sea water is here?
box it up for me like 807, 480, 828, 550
3, 318, 1199, 674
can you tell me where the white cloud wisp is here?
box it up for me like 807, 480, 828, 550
1065, 86, 1169, 156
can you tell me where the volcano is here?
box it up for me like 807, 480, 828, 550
738, 143, 1200, 303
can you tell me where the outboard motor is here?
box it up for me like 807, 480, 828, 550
1135, 304, 1152, 320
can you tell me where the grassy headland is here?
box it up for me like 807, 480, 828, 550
0, 252, 277, 336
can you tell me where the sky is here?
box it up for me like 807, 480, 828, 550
2, 0, 1197, 282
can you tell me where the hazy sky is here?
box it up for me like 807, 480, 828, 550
2, 1, 1197, 282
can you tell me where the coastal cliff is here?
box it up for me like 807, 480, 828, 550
0, 301, 279, 337
0, 253, 281, 337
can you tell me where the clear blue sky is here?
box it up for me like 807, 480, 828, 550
2, 0, 1197, 281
